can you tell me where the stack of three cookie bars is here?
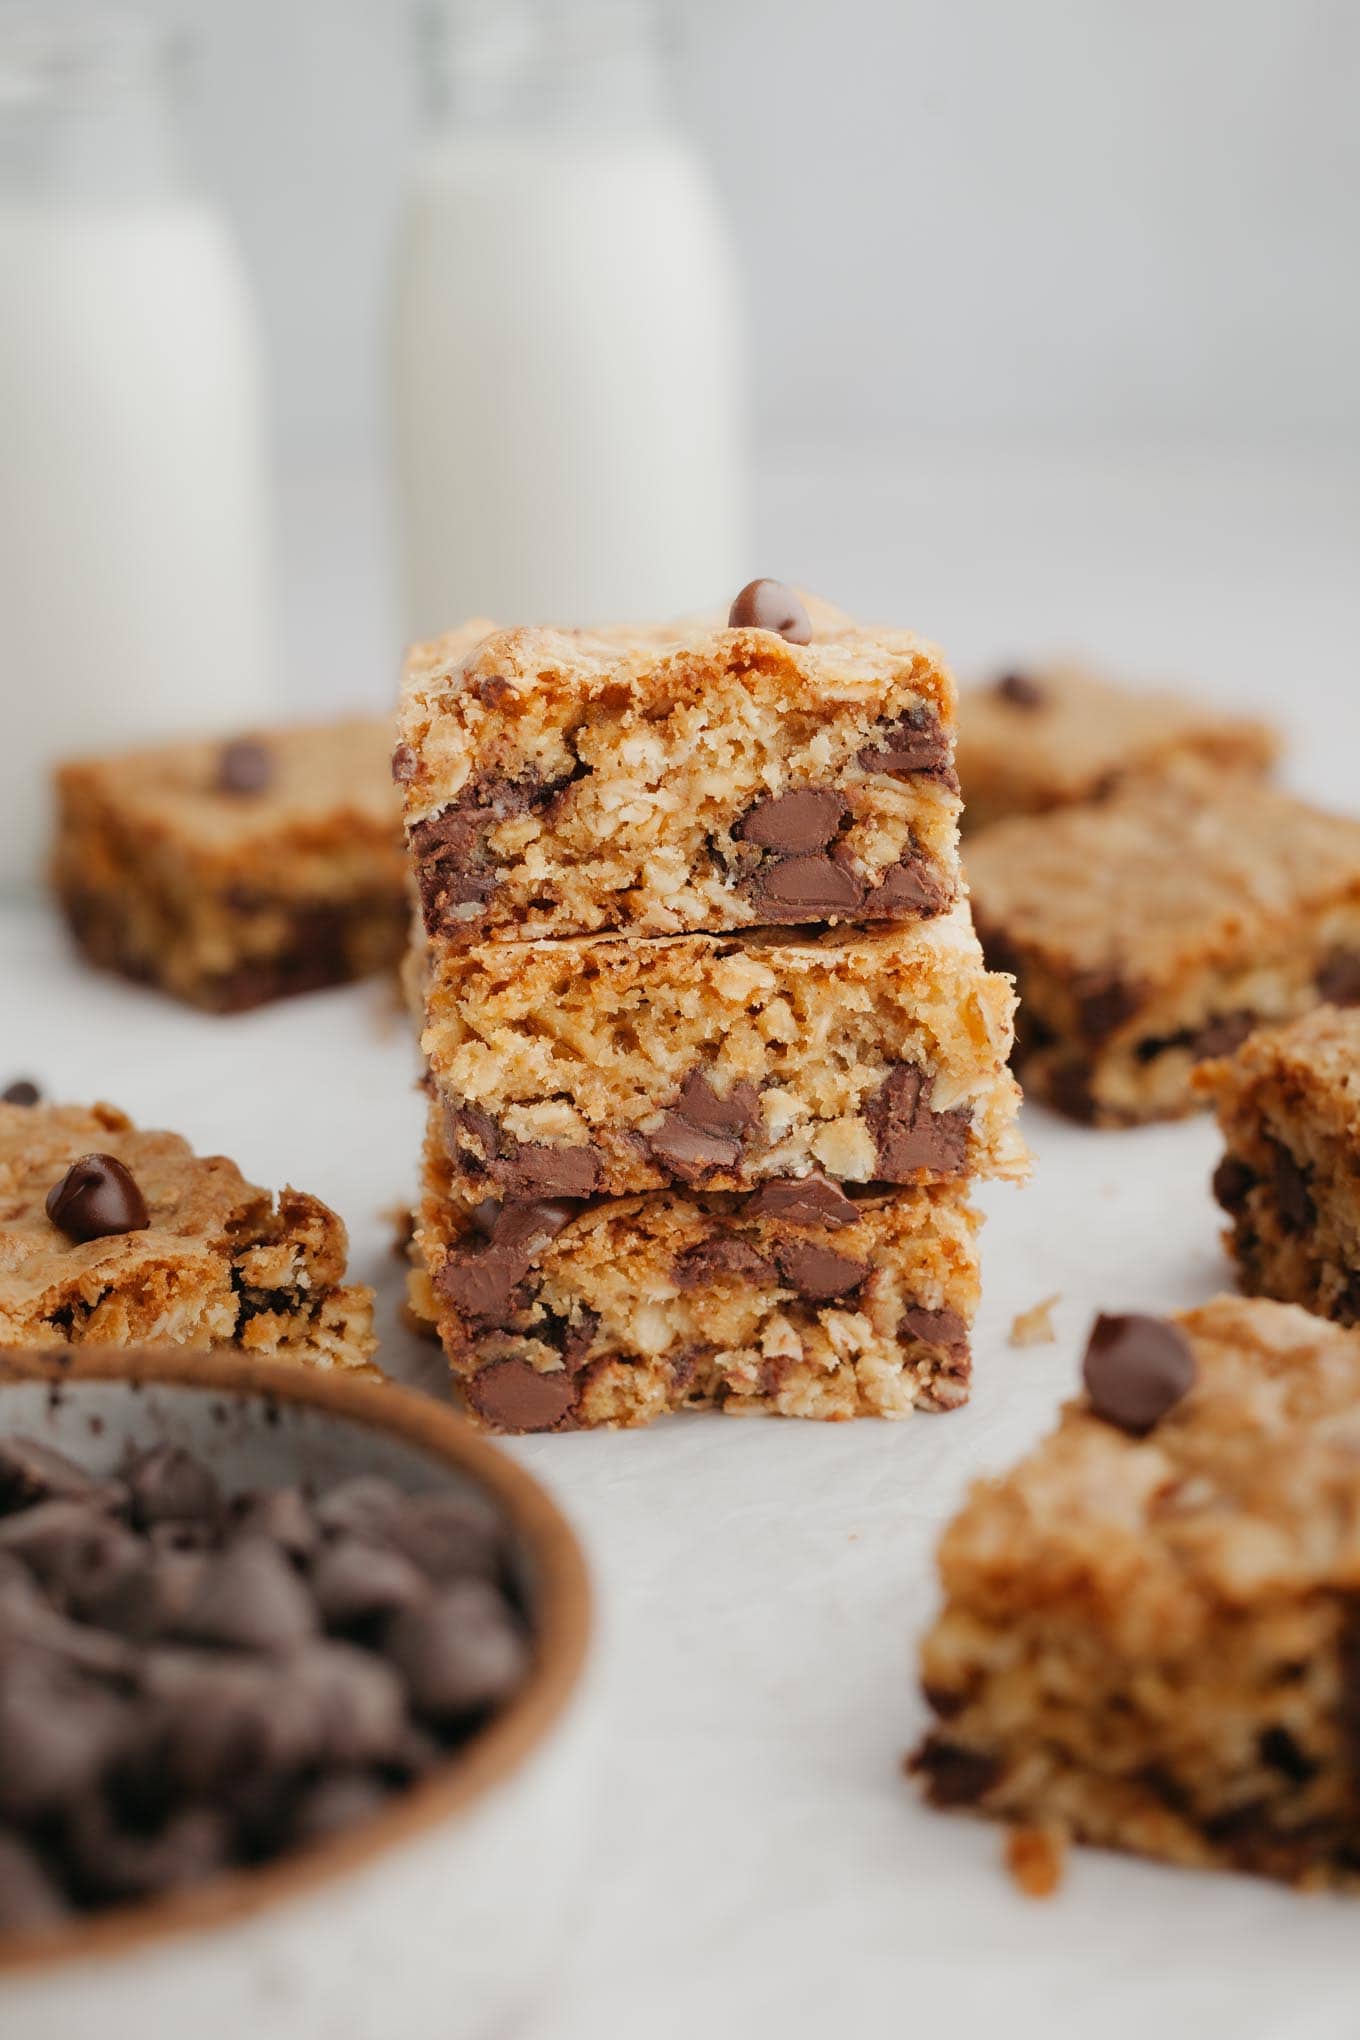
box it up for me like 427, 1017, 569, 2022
396, 586, 1026, 1432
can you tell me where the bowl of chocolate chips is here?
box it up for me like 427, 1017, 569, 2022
0, 1348, 592, 2040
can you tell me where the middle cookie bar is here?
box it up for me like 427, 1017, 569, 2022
419, 905, 1026, 1202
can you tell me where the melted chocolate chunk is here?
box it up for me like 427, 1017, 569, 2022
993, 671, 1045, 709
1134, 1011, 1257, 1066
910, 1738, 1003, 1808
411, 772, 543, 936
727, 578, 812, 644
747, 1173, 858, 1228
857, 708, 955, 781
775, 1240, 869, 1300
864, 1065, 970, 1178
435, 1199, 576, 1327
1082, 1312, 1195, 1434
1045, 1058, 1099, 1123
45, 1153, 150, 1243
1212, 1154, 1258, 1215
1073, 969, 1144, 1045
215, 738, 272, 796
899, 1304, 969, 1354
861, 854, 952, 919
464, 1359, 580, 1434
750, 853, 864, 918
390, 742, 418, 784
672, 1238, 773, 1289
674, 1070, 760, 1136
1269, 1138, 1314, 1233
736, 787, 847, 854
646, 1072, 759, 1183
446, 1103, 600, 1199
1317, 950, 1360, 1006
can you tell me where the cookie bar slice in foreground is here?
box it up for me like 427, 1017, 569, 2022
968, 771, 1360, 1124
419, 905, 1026, 1202
956, 662, 1278, 832
1199, 1005, 1360, 1325
412, 1104, 980, 1431
914, 1296, 1360, 1888
0, 1098, 376, 1371
53, 718, 407, 1010
398, 604, 962, 945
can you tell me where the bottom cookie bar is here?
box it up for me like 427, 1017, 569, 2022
1199, 1005, 1360, 1325
413, 1108, 980, 1431
913, 1296, 1360, 1888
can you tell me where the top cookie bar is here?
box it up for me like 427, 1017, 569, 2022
396, 610, 961, 945
957, 663, 1278, 832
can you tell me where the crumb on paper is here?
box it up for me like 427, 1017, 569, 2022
1009, 1293, 1060, 1348
1005, 1824, 1066, 1899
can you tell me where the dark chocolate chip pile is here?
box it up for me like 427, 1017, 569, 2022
0, 1434, 530, 1940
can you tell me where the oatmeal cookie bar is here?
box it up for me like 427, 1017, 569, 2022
0, 1099, 376, 1371
957, 663, 1278, 832
1199, 1005, 1360, 1325
412, 1103, 980, 1431
418, 905, 1025, 1202
913, 1297, 1360, 1887
968, 770, 1360, 1124
53, 719, 407, 1011
397, 608, 962, 945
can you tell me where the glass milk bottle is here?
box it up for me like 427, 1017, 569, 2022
0, 11, 273, 889
391, 0, 746, 635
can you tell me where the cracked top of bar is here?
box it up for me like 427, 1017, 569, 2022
397, 610, 962, 944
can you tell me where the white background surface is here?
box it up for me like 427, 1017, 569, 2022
3, 444, 1358, 2036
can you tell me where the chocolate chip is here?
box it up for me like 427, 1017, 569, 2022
1082, 1312, 1195, 1434
864, 1065, 970, 1178
0, 1435, 122, 1513
411, 772, 543, 936
502, 1143, 600, 1198
862, 854, 952, 919
216, 737, 272, 796
727, 578, 813, 644
464, 1359, 579, 1433
67, 1801, 229, 1903
1045, 1058, 1099, 1123
1258, 1724, 1317, 1782
646, 1117, 743, 1181
899, 1305, 969, 1355
78, 1549, 207, 1641
672, 1238, 772, 1289
1269, 1139, 1314, 1233
383, 1492, 506, 1583
1212, 1154, 1257, 1215
751, 853, 864, 917
736, 788, 847, 854
126, 1444, 221, 1528
1073, 970, 1143, 1044
747, 1173, 858, 1228
1317, 950, 1360, 1006
175, 1537, 318, 1652
230, 1486, 319, 1562
0, 1832, 69, 1933
0, 1660, 129, 1818
676, 1071, 760, 1136
312, 1538, 428, 1630
391, 742, 418, 784
1, 1079, 40, 1107
1188, 1012, 1256, 1061
0, 1500, 142, 1605
910, 1737, 1003, 1807
288, 1642, 409, 1767
45, 1152, 149, 1243
435, 1199, 576, 1327
775, 1240, 869, 1300
857, 709, 953, 778
313, 1475, 404, 1543
386, 1581, 531, 1722
291, 1770, 393, 1847
994, 671, 1045, 709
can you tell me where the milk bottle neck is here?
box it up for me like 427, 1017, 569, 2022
423, 0, 674, 139
0, 13, 189, 204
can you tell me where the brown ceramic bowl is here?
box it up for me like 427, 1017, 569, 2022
0, 1348, 593, 2040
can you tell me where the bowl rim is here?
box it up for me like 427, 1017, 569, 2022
0, 1346, 592, 1979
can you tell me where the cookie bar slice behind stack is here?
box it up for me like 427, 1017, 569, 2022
399, 590, 1023, 1431
914, 1296, 1360, 1887
1200, 1004, 1360, 1325
968, 768, 1360, 1124
53, 718, 407, 1010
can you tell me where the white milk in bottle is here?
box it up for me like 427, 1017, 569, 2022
391, 0, 746, 634
0, 12, 273, 888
